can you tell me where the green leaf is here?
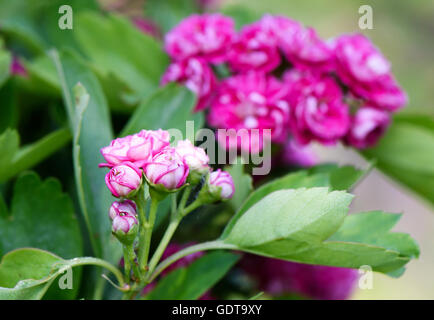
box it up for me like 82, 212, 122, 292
221, 188, 417, 275
146, 251, 239, 300
144, 0, 198, 34
363, 115, 434, 206
0, 248, 124, 300
0, 0, 100, 54
224, 160, 253, 211
308, 163, 369, 191
51, 50, 121, 263
121, 83, 203, 139
221, 164, 365, 239
0, 172, 83, 299
0, 172, 82, 259
0, 127, 71, 182
75, 12, 169, 104
0, 47, 11, 88
329, 211, 419, 259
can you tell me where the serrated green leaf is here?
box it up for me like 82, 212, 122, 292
121, 83, 203, 139
221, 164, 365, 239
221, 188, 417, 275
146, 251, 239, 300
0, 172, 82, 259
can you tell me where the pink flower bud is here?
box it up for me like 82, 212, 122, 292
143, 147, 189, 190
208, 169, 235, 200
100, 129, 170, 168
109, 200, 137, 220
175, 140, 209, 174
112, 214, 138, 233
105, 162, 142, 198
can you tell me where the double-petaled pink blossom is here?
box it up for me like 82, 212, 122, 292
284, 70, 350, 145
208, 72, 290, 152
165, 14, 235, 64
346, 107, 390, 149
332, 33, 407, 111
143, 147, 189, 190
227, 19, 281, 73
161, 57, 216, 111
105, 162, 142, 198
175, 140, 209, 175
100, 129, 170, 168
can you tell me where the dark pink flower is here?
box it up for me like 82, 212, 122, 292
165, 14, 235, 63
240, 254, 358, 300
208, 72, 290, 152
262, 15, 333, 73
332, 33, 407, 111
105, 162, 142, 198
284, 70, 350, 145
161, 58, 216, 111
281, 138, 318, 167
143, 147, 189, 190
100, 129, 170, 168
227, 20, 281, 73
346, 107, 390, 149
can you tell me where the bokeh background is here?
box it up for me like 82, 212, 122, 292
224, 0, 434, 299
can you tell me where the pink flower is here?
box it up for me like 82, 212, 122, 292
208, 169, 235, 200
143, 147, 189, 190
100, 129, 170, 168
165, 14, 235, 63
112, 214, 138, 233
109, 200, 137, 220
161, 58, 216, 111
227, 20, 281, 73
208, 72, 290, 152
284, 70, 350, 145
262, 15, 332, 72
105, 162, 142, 198
332, 33, 407, 111
346, 107, 390, 149
282, 139, 318, 167
175, 140, 209, 174
240, 254, 358, 300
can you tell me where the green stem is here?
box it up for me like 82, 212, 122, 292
136, 188, 147, 277
63, 256, 126, 289
147, 214, 182, 277
148, 240, 237, 282
123, 246, 132, 282
139, 197, 159, 273
179, 186, 191, 211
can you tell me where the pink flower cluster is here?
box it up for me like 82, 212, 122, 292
162, 14, 407, 155
100, 129, 234, 200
